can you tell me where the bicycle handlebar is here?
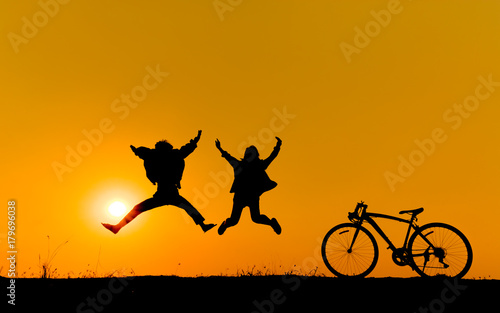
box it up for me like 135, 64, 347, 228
356, 201, 367, 209
349, 201, 368, 222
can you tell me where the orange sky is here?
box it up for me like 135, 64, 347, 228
1, 0, 499, 279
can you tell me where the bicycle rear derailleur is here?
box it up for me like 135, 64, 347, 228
422, 246, 450, 270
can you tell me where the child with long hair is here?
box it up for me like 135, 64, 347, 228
215, 137, 282, 235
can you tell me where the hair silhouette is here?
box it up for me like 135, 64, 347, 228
243, 146, 259, 161
155, 139, 173, 151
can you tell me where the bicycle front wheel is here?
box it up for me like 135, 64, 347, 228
322, 223, 379, 278
408, 222, 473, 278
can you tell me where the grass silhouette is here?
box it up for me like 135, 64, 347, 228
38, 236, 68, 279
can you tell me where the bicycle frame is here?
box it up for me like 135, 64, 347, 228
357, 212, 416, 252
348, 203, 434, 254
322, 202, 472, 278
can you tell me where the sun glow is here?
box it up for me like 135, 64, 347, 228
108, 201, 127, 217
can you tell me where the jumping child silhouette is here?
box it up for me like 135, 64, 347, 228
215, 137, 282, 235
102, 130, 216, 234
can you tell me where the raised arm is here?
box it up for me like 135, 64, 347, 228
191, 130, 202, 145
130, 145, 152, 160
262, 137, 282, 169
179, 130, 202, 158
215, 139, 238, 168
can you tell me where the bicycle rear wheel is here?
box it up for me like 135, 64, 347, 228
322, 223, 379, 278
408, 222, 472, 278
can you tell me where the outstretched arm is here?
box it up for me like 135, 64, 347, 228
179, 130, 202, 158
262, 137, 282, 169
215, 139, 238, 167
191, 130, 202, 145
130, 145, 152, 159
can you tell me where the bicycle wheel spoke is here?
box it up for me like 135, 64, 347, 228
322, 224, 378, 278
409, 223, 472, 278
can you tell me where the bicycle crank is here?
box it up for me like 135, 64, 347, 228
391, 248, 410, 266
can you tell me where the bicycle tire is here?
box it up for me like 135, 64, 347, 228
408, 222, 472, 278
322, 223, 379, 278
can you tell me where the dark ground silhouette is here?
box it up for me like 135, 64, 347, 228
5, 276, 498, 313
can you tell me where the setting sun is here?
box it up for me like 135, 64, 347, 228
108, 201, 127, 217
2, 1, 500, 301
3, 1, 500, 311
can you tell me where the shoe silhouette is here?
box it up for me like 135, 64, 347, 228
218, 220, 228, 235
101, 130, 216, 234
215, 137, 283, 235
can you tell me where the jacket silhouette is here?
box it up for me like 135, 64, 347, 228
102, 130, 216, 234
222, 146, 279, 196
215, 137, 282, 235
132, 139, 197, 189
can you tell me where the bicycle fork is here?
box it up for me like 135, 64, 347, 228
347, 225, 361, 253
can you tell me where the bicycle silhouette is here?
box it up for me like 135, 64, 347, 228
321, 202, 473, 278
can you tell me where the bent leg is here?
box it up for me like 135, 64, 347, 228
248, 199, 272, 226
219, 194, 251, 235
225, 202, 245, 228
226, 209, 243, 227
248, 199, 281, 234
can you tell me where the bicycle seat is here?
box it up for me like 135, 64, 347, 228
399, 207, 424, 215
